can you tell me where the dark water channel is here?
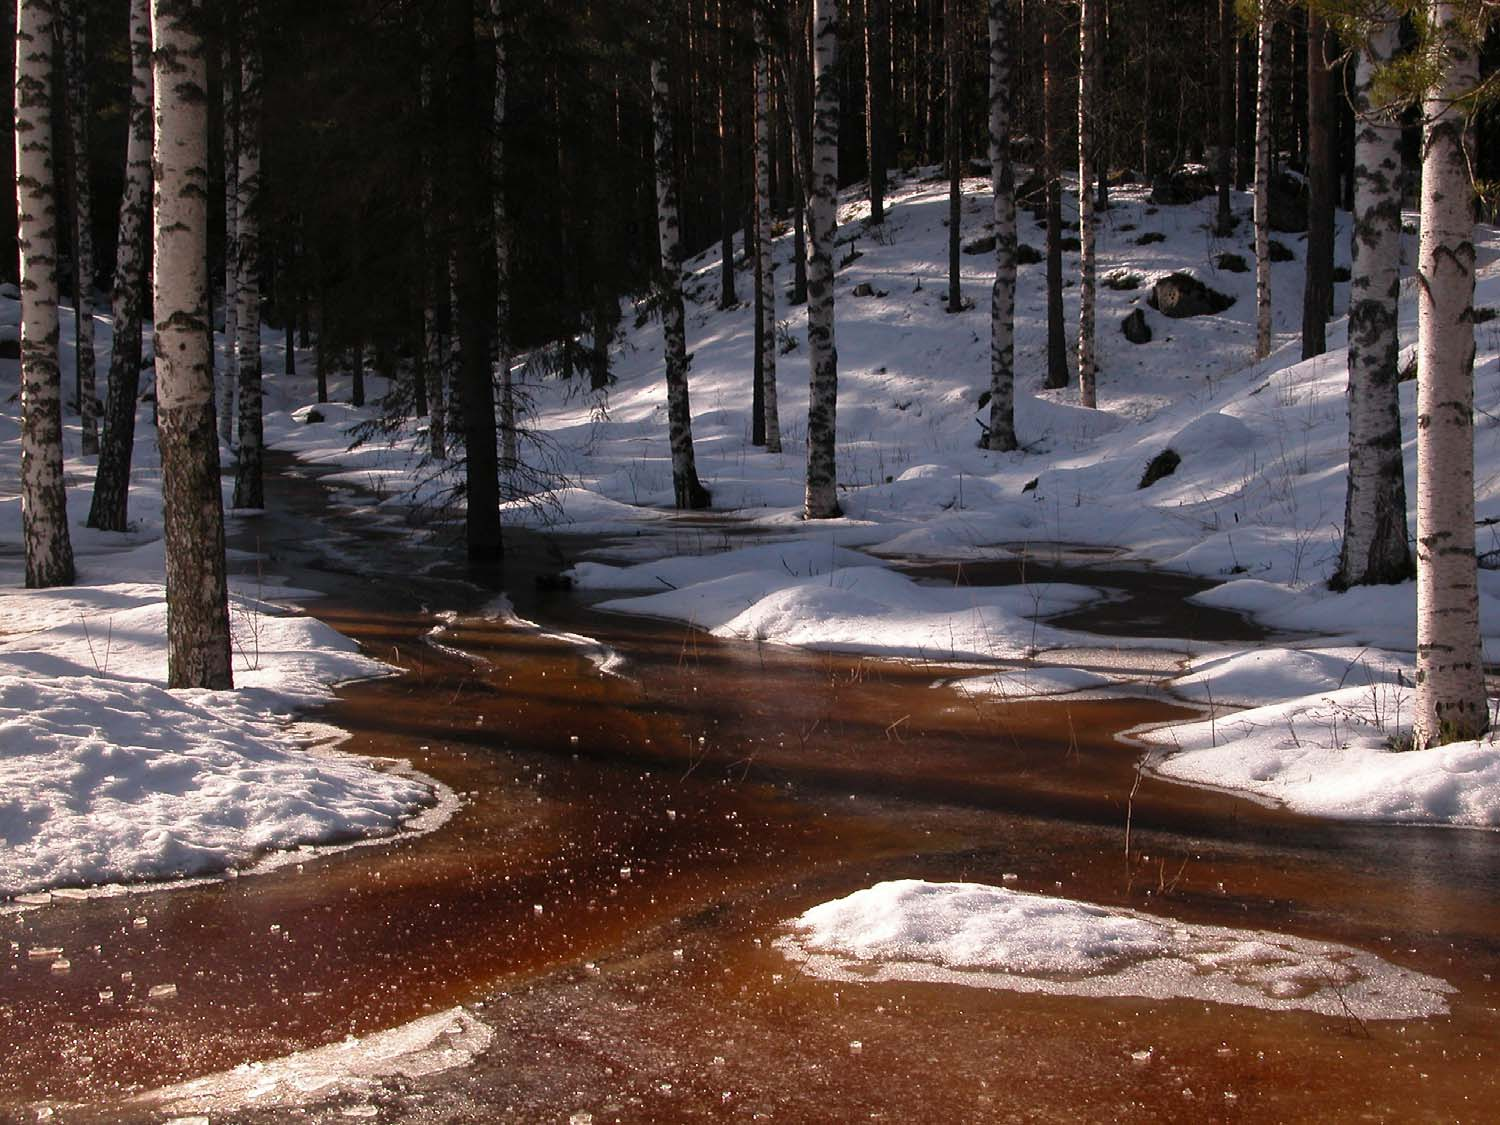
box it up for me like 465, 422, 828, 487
5, 456, 1500, 1122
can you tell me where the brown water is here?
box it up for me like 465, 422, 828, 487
4, 459, 1500, 1123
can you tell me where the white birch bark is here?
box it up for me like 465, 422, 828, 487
1253, 2, 1273, 361
231, 0, 262, 510
984, 0, 1017, 452
1336, 5, 1411, 590
87, 0, 153, 533
16, 0, 75, 587
804, 0, 841, 519
1414, 0, 1485, 747
61, 0, 96, 454
755, 3, 781, 453
1077, 0, 1098, 410
650, 49, 710, 510
219, 31, 238, 444
153, 0, 233, 689
492, 0, 516, 471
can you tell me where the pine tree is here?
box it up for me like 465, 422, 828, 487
984, 0, 1018, 452
946, 0, 963, 314
1215, 0, 1236, 236
16, 0, 75, 588
86, 0, 153, 534
419, 33, 446, 462
492, 0, 516, 471
1077, 0, 1099, 410
153, 0, 233, 689
1301, 10, 1334, 359
231, 0, 264, 511
1253, 0, 1274, 360
1414, 0, 1486, 747
803, 0, 841, 519
60, 0, 97, 455
865, 0, 888, 224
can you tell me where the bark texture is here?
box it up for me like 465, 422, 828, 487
1043, 3, 1068, 389
1253, 2, 1273, 360
231, 0, 263, 510
1077, 0, 1098, 410
1336, 5, 1411, 591
492, 0, 516, 471
1414, 0, 1485, 747
754, 3, 781, 453
152, 0, 233, 689
1300, 12, 1333, 359
87, 0, 153, 533
650, 52, 710, 510
984, 0, 1017, 452
16, 0, 75, 587
219, 29, 237, 443
804, 0, 841, 519
1215, 0, 1235, 236
865, 0, 887, 224
945, 0, 962, 314
419, 41, 445, 461
61, 0, 96, 454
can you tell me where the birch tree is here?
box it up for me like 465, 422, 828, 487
984, 0, 1018, 452
804, 0, 841, 519
1077, 0, 1098, 410
1253, 1, 1274, 361
219, 27, 238, 444
61, 0, 96, 454
86, 0, 152, 533
16, 0, 75, 588
153, 0, 233, 689
231, 0, 263, 510
491, 0, 516, 471
754, 2, 781, 453
1335, 2, 1411, 590
1413, 0, 1486, 747
650, 40, 711, 509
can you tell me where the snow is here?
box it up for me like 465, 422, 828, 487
778, 880, 1453, 1020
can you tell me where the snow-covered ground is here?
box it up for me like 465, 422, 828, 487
5, 166, 1500, 908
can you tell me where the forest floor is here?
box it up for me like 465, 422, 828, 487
4, 170, 1500, 1117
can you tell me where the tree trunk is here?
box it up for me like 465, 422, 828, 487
804, 0, 840, 519
755, 3, 781, 453
86, 0, 152, 533
152, 0, 233, 689
1215, 0, 1235, 235
231, 0, 263, 510
16, 0, 75, 588
650, 51, 712, 511
491, 0, 516, 471
1253, 2, 1273, 361
1236, 29, 1253, 192
419, 38, 445, 461
1077, 0, 1098, 410
1043, 1, 1068, 389
717, 0, 738, 309
61, 0, 96, 454
865, 0, 887, 224
219, 27, 238, 444
945, 0, 962, 313
1414, 0, 1485, 747
1336, 5, 1411, 592
1300, 12, 1333, 360
984, 0, 1017, 452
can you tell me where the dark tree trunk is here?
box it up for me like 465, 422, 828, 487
945, 0, 962, 313
866, 0, 888, 223
1215, 0, 1235, 235
1301, 12, 1334, 359
1043, 1, 1068, 389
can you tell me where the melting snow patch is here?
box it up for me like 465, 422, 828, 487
137, 1006, 492, 1115
776, 880, 1452, 1020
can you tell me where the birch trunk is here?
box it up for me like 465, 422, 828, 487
61, 0, 96, 454
491, 0, 515, 471
804, 0, 840, 519
650, 53, 711, 510
984, 0, 1017, 452
1077, 0, 1098, 410
231, 0, 263, 510
86, 0, 152, 533
1253, 2, 1273, 361
16, 0, 75, 587
153, 0, 233, 689
1336, 5, 1411, 590
1414, 0, 1485, 747
219, 30, 237, 444
755, 3, 781, 453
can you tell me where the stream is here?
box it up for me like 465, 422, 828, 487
4, 454, 1500, 1123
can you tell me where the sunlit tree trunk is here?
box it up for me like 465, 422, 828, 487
87, 0, 152, 533
1336, 4, 1410, 591
754, 3, 781, 453
61, 0, 96, 454
1077, 0, 1098, 410
153, 0, 233, 689
231, 0, 263, 510
650, 48, 711, 510
984, 0, 1017, 452
1253, 1, 1273, 360
1414, 0, 1485, 748
16, 0, 75, 588
218, 27, 237, 444
804, 0, 840, 519
491, 0, 515, 471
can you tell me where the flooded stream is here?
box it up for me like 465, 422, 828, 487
5, 456, 1500, 1122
